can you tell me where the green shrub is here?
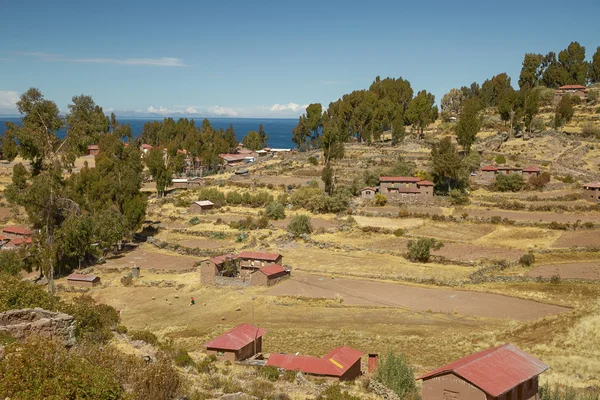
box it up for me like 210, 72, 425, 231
188, 216, 200, 225
374, 351, 418, 400
225, 190, 244, 205
316, 384, 361, 400
265, 201, 286, 220
0, 274, 60, 312
0, 251, 28, 276
374, 193, 387, 206
529, 172, 551, 190
131, 360, 182, 400
196, 187, 226, 207
174, 349, 196, 368
115, 325, 128, 334
495, 155, 506, 164
63, 295, 120, 343
554, 174, 575, 183
236, 232, 248, 242
259, 365, 281, 382
308, 156, 318, 165
550, 274, 561, 284
581, 122, 600, 137
449, 189, 469, 205
548, 221, 569, 230
393, 228, 405, 237
248, 379, 275, 398
519, 253, 535, 267
407, 238, 444, 262
0, 331, 16, 346
494, 173, 525, 192
129, 329, 159, 346
288, 214, 313, 236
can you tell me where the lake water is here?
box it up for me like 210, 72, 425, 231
0, 117, 297, 149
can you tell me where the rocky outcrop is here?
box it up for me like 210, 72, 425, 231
0, 308, 76, 346
368, 380, 400, 400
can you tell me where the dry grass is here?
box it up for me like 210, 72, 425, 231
353, 215, 425, 230
409, 221, 496, 242
474, 226, 562, 250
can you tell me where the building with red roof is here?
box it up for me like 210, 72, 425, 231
251, 264, 289, 286
66, 274, 101, 288
236, 251, 283, 272
417, 344, 548, 400
87, 144, 100, 156
204, 323, 266, 362
379, 176, 434, 199
2, 226, 33, 238
584, 182, 600, 202
267, 346, 363, 381
360, 187, 376, 199
199, 253, 237, 284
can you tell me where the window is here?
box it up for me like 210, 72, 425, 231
217, 351, 225, 356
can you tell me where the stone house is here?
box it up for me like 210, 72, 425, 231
204, 323, 266, 362
360, 187, 376, 199
379, 177, 434, 199
251, 265, 289, 286
583, 182, 600, 202
236, 251, 283, 276
190, 200, 214, 213
87, 144, 99, 156
418, 344, 548, 400
66, 274, 101, 287
199, 254, 237, 284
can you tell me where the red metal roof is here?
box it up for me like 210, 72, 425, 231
267, 346, 363, 377
380, 176, 421, 183
236, 251, 281, 262
204, 323, 266, 351
584, 182, 600, 189
2, 226, 33, 236
209, 253, 237, 265
522, 166, 541, 172
559, 84, 587, 90
10, 237, 32, 246
361, 187, 376, 192
141, 144, 153, 150
481, 165, 498, 171
417, 344, 549, 397
87, 144, 99, 150
67, 274, 99, 282
258, 264, 286, 277
417, 180, 434, 186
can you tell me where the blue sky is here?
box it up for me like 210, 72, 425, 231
1, 0, 599, 118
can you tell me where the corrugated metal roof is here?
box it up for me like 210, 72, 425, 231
417, 180, 434, 186
559, 84, 587, 90
237, 251, 281, 262
379, 176, 421, 182
209, 253, 237, 265
258, 264, 286, 277
584, 182, 600, 189
67, 274, 100, 282
2, 226, 33, 236
194, 200, 214, 207
522, 166, 541, 172
417, 344, 549, 397
267, 346, 362, 377
10, 237, 32, 246
481, 165, 498, 171
204, 323, 266, 351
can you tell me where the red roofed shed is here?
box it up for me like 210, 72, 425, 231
87, 144, 100, 156
584, 182, 600, 202
522, 166, 541, 177
417, 344, 549, 400
204, 323, 266, 362
481, 165, 498, 172
237, 251, 283, 270
267, 346, 363, 381
251, 264, 289, 286
2, 226, 33, 238
67, 273, 101, 288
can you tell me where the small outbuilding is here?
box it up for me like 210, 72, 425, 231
236, 251, 283, 269
204, 323, 266, 362
191, 200, 215, 212
522, 166, 541, 177
267, 346, 363, 381
583, 182, 600, 202
66, 274, 101, 288
87, 144, 100, 156
251, 264, 289, 286
2, 226, 33, 239
360, 187, 376, 199
417, 344, 549, 400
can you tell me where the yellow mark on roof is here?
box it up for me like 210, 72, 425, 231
329, 358, 343, 369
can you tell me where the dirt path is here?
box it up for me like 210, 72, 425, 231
266, 275, 568, 320
527, 262, 600, 279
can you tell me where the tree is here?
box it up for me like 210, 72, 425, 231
440, 88, 465, 116
306, 103, 323, 143
529, 172, 551, 190
518, 53, 544, 90
321, 165, 334, 195
258, 124, 268, 146
455, 98, 481, 153
554, 94, 574, 128
589, 46, 600, 84
265, 202, 285, 220
430, 137, 462, 192
374, 193, 387, 206
524, 89, 540, 132
292, 115, 311, 150
145, 148, 171, 198
407, 238, 444, 262
241, 130, 265, 150
405, 90, 437, 136
3, 122, 19, 162
374, 351, 418, 400
288, 215, 313, 236
495, 174, 525, 192
66, 95, 109, 156
480, 73, 513, 107
541, 52, 569, 88
558, 41, 587, 86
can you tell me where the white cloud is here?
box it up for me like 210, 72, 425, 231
207, 106, 238, 117
269, 102, 308, 112
185, 107, 198, 114
20, 52, 186, 67
0, 90, 19, 113
147, 105, 181, 115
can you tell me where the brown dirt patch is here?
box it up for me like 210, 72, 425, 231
526, 262, 600, 280
177, 238, 233, 249
410, 222, 496, 241
462, 208, 600, 224
363, 206, 446, 216
434, 243, 524, 262
0, 207, 13, 221
551, 231, 600, 248
266, 275, 568, 320
272, 216, 337, 230
101, 246, 197, 272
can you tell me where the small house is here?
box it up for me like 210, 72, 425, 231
87, 144, 99, 156
522, 166, 541, 178
584, 182, 600, 202
203, 323, 266, 362
379, 177, 433, 198
199, 253, 237, 284
66, 274, 101, 288
191, 200, 214, 212
360, 187, 376, 199
2, 226, 33, 239
267, 346, 363, 381
417, 344, 548, 400
251, 264, 289, 286
236, 251, 283, 273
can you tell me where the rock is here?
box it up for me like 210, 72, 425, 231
368, 379, 400, 400
0, 308, 76, 346
235, 307, 241, 311
221, 316, 226, 321
295, 371, 311, 386
152, 297, 156, 300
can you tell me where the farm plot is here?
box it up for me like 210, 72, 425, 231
551, 231, 600, 248
527, 262, 600, 280
101, 245, 198, 272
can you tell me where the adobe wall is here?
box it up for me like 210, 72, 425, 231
0, 308, 76, 346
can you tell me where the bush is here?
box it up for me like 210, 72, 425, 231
538, 383, 600, 400
495, 155, 506, 164
308, 156, 318, 165
196, 187, 226, 207
265, 201, 286, 220
288, 215, 313, 236
529, 172, 551, 190
407, 238, 444, 262
132, 360, 182, 400
554, 174, 575, 183
494, 174, 525, 192
449, 189, 469, 205
174, 349, 196, 368
115, 325, 128, 334
374, 193, 387, 206
225, 190, 244, 205
64, 295, 120, 343
248, 379, 275, 398
0, 274, 60, 312
550, 274, 561, 284
548, 221, 569, 230
188, 216, 200, 225
581, 122, 600, 137
519, 252, 535, 267
316, 384, 361, 400
374, 350, 418, 400
393, 228, 405, 237
259, 365, 281, 382
0, 250, 28, 275
129, 329, 159, 346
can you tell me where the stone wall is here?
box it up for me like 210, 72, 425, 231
0, 308, 76, 346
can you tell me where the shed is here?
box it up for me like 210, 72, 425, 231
236, 251, 283, 270
66, 274, 101, 288
522, 166, 541, 177
191, 200, 214, 212
417, 344, 549, 400
583, 182, 600, 202
87, 144, 99, 156
2, 226, 33, 238
204, 323, 266, 362
267, 346, 363, 381
251, 264, 289, 286
360, 187, 376, 199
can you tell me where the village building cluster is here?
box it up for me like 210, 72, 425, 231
200, 251, 289, 287
0, 226, 33, 251
361, 176, 435, 200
